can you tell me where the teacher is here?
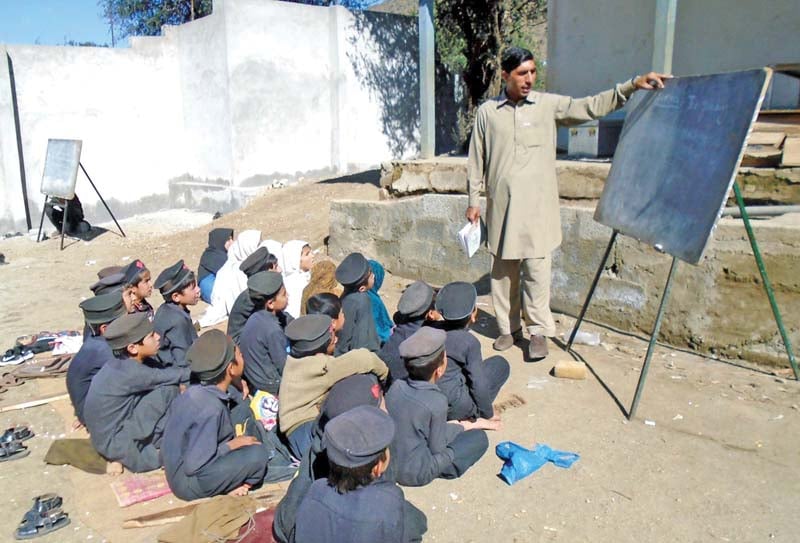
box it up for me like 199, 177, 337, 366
466, 46, 668, 361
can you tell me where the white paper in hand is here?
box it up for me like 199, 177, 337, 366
457, 221, 482, 258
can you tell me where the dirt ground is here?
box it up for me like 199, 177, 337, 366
0, 173, 798, 543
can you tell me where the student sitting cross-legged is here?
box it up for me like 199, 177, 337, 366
163, 330, 280, 500
293, 406, 427, 543
379, 280, 439, 385
386, 327, 500, 487
227, 248, 281, 342
335, 252, 380, 355
435, 281, 510, 421
153, 260, 200, 374
84, 313, 187, 473
278, 314, 389, 459
67, 292, 127, 429
239, 271, 292, 396
273, 373, 386, 543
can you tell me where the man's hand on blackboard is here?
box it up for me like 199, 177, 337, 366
634, 72, 672, 90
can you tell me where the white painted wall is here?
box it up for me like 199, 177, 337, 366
0, 0, 420, 233
547, 0, 800, 98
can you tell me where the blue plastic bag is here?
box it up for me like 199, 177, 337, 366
496, 442, 580, 485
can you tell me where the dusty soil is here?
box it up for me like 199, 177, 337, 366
0, 173, 797, 543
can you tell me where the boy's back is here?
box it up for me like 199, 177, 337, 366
153, 302, 197, 369
239, 309, 289, 395
295, 478, 406, 543
386, 378, 462, 486
438, 328, 493, 419
378, 320, 422, 383
337, 290, 379, 355
66, 334, 113, 425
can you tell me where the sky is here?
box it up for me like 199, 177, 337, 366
0, 0, 115, 47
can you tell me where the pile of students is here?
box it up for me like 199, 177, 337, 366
65, 228, 511, 542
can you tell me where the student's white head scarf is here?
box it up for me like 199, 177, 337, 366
228, 230, 261, 263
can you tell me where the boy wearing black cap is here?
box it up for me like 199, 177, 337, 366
279, 314, 389, 459
163, 330, 274, 500
335, 252, 379, 355
227, 250, 279, 342
121, 259, 155, 320
67, 292, 127, 428
274, 374, 384, 543
153, 260, 200, 372
386, 327, 498, 487
379, 280, 438, 384
84, 313, 188, 472
294, 405, 427, 543
435, 281, 510, 421
239, 271, 292, 396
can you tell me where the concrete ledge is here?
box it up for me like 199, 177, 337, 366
329, 193, 800, 367
380, 158, 800, 204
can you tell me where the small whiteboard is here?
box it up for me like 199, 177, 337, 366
594, 69, 771, 265
40, 139, 83, 199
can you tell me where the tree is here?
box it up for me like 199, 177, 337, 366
435, 0, 546, 146
98, 0, 213, 39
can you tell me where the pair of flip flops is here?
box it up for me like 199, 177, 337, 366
14, 494, 70, 540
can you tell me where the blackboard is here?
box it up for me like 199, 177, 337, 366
40, 139, 83, 199
594, 69, 771, 265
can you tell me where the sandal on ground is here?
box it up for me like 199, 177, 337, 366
0, 440, 30, 462
14, 494, 71, 540
2, 425, 34, 443
0, 373, 24, 387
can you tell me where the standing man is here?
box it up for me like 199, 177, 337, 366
466, 46, 669, 361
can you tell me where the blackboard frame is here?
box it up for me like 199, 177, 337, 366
40, 139, 83, 199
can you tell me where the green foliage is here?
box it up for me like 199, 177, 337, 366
98, 0, 213, 38
434, 0, 546, 148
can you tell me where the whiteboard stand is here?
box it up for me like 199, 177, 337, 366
36, 139, 125, 250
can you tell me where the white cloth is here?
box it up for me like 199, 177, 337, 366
282, 239, 311, 318
259, 239, 285, 272
198, 229, 261, 327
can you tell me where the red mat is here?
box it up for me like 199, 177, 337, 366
110, 471, 173, 507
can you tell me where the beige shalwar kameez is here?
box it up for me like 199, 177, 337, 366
467, 80, 637, 336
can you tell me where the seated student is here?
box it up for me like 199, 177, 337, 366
68, 292, 127, 428
163, 330, 274, 500
121, 259, 155, 320
239, 271, 291, 396
153, 260, 200, 373
199, 229, 262, 327
227, 248, 279, 342
300, 260, 342, 315
282, 240, 313, 319
83, 272, 129, 339
84, 313, 187, 472
274, 373, 385, 543
386, 327, 499, 487
367, 260, 393, 345
306, 293, 345, 335
379, 281, 436, 384
335, 253, 380, 355
294, 406, 427, 543
435, 281, 510, 421
197, 227, 234, 303
279, 314, 389, 459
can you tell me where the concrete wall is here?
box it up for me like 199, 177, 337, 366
329, 194, 800, 367
0, 0, 421, 233
547, 0, 800, 104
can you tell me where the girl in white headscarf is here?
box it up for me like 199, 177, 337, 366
282, 239, 313, 318
198, 229, 262, 327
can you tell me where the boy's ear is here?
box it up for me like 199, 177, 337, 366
126, 343, 138, 357
170, 291, 182, 303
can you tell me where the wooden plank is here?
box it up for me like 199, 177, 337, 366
747, 131, 785, 147
742, 146, 782, 167
782, 137, 800, 167
0, 393, 69, 413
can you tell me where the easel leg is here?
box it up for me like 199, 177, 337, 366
60, 198, 69, 251
79, 162, 126, 238
567, 230, 618, 351
36, 199, 47, 243
732, 182, 798, 379
628, 256, 679, 419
